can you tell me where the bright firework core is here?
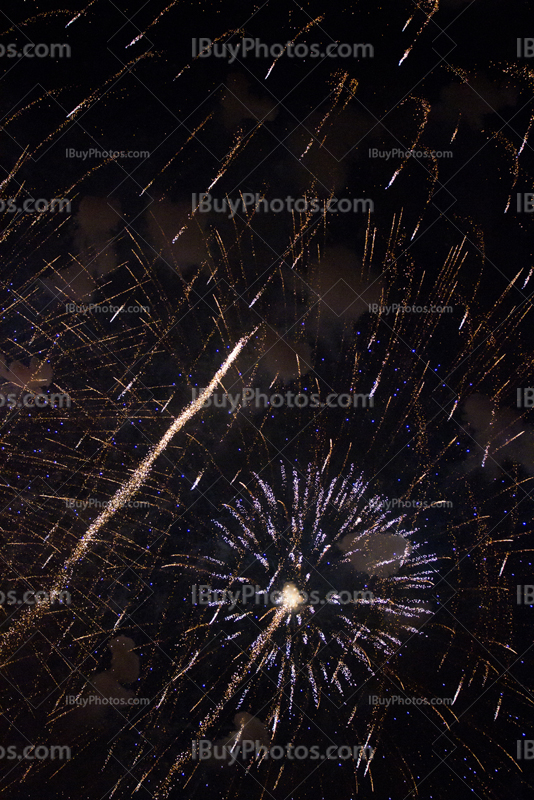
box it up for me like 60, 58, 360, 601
275, 582, 307, 611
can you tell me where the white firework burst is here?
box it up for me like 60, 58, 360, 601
166, 463, 439, 754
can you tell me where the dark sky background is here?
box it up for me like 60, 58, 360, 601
0, 2, 533, 799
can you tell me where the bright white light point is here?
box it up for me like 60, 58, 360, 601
110, 304, 125, 322
276, 582, 306, 611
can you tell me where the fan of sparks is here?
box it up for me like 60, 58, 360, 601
164, 464, 438, 747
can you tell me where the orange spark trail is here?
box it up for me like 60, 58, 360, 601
0, 332, 254, 658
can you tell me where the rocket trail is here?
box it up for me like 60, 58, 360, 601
0, 332, 255, 659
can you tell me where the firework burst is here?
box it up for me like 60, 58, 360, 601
185, 464, 436, 699
156, 464, 438, 780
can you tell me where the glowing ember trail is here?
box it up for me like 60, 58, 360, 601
0, 333, 254, 658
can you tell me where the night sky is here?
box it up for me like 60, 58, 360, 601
0, 2, 533, 799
